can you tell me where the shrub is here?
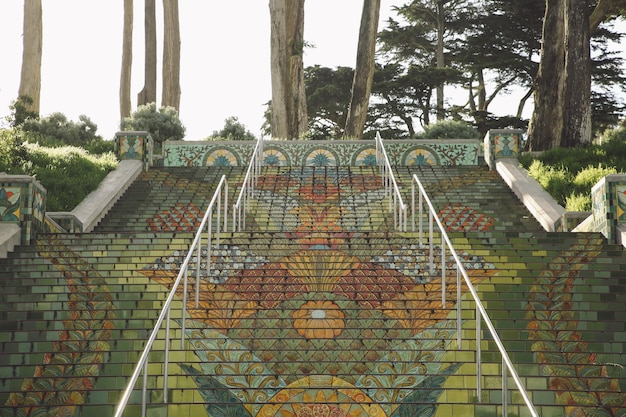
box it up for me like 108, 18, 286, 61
21, 143, 117, 211
121, 103, 186, 152
0, 128, 29, 173
206, 116, 256, 141
565, 193, 591, 212
415, 120, 481, 140
526, 160, 572, 206
572, 165, 617, 193
22, 113, 101, 146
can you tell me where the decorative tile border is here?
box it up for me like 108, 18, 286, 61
115, 131, 154, 170
0, 174, 47, 244
162, 139, 481, 167
484, 129, 524, 170
591, 174, 626, 243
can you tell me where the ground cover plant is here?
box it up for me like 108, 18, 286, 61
519, 127, 626, 211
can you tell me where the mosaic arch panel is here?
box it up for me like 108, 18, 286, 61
205, 146, 242, 167
402, 145, 440, 166
162, 139, 482, 166
262, 146, 291, 166
350, 145, 378, 166
302, 147, 340, 166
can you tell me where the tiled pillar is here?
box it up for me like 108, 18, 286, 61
483, 129, 524, 170
115, 131, 154, 171
0, 174, 46, 244
591, 174, 626, 243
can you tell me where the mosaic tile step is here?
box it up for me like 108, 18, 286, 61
2, 163, 625, 416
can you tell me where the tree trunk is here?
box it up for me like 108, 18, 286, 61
527, 0, 591, 150
269, 0, 307, 139
162, 0, 181, 110
435, 0, 445, 121
138, 0, 157, 106
345, 0, 381, 139
120, 0, 133, 121
527, 0, 565, 151
561, 0, 591, 147
588, 0, 626, 33
18, 0, 43, 115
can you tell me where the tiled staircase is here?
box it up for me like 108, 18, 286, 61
1, 164, 625, 417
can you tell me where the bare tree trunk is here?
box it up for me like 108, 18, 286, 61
162, 0, 181, 110
19, 0, 43, 115
269, 0, 307, 139
120, 0, 133, 121
528, 0, 591, 150
345, 0, 381, 139
588, 0, 626, 33
527, 0, 565, 151
562, 0, 591, 147
138, 0, 157, 106
435, 0, 445, 120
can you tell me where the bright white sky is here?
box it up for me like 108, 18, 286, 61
0, 1, 399, 140
1, 2, 623, 141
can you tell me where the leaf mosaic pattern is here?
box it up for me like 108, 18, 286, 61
3, 236, 115, 417
525, 234, 626, 416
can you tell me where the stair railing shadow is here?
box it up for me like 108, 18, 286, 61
411, 173, 540, 417
113, 175, 229, 417
375, 132, 407, 231
233, 137, 264, 231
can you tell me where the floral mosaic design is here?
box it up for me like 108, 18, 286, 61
205, 147, 241, 166
139, 168, 501, 417
403, 146, 440, 166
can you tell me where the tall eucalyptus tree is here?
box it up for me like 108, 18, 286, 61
138, 0, 157, 107
269, 0, 307, 139
162, 0, 181, 110
120, 0, 133, 120
345, 0, 381, 139
18, 0, 43, 115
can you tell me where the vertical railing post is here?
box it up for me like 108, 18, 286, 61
164, 309, 170, 403
195, 232, 202, 308
441, 237, 446, 306
457, 268, 462, 346
476, 304, 482, 403
142, 358, 148, 417
181, 267, 188, 348
503, 356, 508, 417
429, 210, 434, 274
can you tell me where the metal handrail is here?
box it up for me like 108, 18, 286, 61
233, 138, 264, 231
114, 175, 229, 417
375, 132, 407, 231
411, 173, 539, 417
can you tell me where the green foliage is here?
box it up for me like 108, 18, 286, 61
0, 128, 29, 172
11, 109, 115, 155
415, 120, 481, 139
21, 112, 102, 146
6, 95, 39, 127
121, 103, 185, 151
1, 126, 117, 212
206, 116, 256, 141
23, 144, 117, 211
522, 130, 626, 210
526, 160, 571, 205
305, 65, 354, 140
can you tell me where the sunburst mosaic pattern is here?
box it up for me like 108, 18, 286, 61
139, 167, 502, 417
